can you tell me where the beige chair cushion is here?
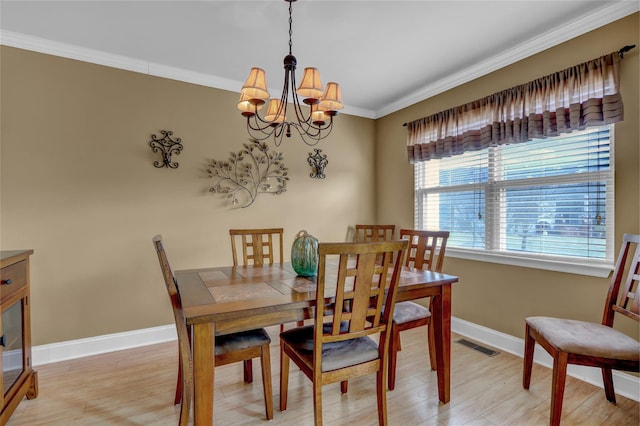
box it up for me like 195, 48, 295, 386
393, 301, 431, 324
526, 316, 640, 361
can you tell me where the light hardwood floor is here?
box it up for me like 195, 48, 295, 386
7, 327, 639, 425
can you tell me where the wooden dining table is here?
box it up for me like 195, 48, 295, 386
174, 262, 459, 425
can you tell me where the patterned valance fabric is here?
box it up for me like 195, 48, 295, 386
407, 52, 623, 163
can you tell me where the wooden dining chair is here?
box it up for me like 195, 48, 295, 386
229, 228, 284, 267
355, 224, 396, 242
387, 229, 449, 390
523, 233, 640, 426
229, 228, 300, 333
153, 235, 273, 424
279, 239, 409, 426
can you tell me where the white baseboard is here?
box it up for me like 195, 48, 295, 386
31, 319, 639, 402
451, 317, 640, 402
32, 325, 176, 365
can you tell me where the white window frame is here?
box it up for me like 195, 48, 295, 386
414, 126, 615, 278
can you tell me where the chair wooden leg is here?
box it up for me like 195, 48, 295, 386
427, 298, 437, 371
550, 352, 568, 426
174, 350, 183, 404
340, 380, 348, 393
376, 368, 388, 426
312, 380, 323, 426
388, 323, 400, 391
175, 324, 192, 405
280, 345, 290, 411
523, 324, 535, 389
260, 344, 274, 420
243, 359, 253, 383
427, 318, 437, 371
178, 386, 190, 426
601, 367, 616, 403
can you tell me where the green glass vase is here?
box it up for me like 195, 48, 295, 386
291, 230, 318, 276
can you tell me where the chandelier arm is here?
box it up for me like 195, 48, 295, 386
247, 128, 275, 141
246, 115, 277, 136
273, 122, 288, 142
286, 120, 335, 146
277, 68, 290, 123
247, 109, 278, 128
289, 103, 334, 137
288, 67, 312, 125
273, 124, 286, 146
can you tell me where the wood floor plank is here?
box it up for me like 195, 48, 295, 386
6, 327, 639, 425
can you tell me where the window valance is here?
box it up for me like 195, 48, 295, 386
407, 51, 624, 163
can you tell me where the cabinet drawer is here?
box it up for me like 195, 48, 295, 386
1, 260, 27, 303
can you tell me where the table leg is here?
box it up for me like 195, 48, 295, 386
432, 284, 451, 403
193, 322, 214, 425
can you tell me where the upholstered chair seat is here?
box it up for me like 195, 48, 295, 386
281, 325, 379, 372
215, 329, 271, 356
392, 301, 431, 325
525, 317, 640, 360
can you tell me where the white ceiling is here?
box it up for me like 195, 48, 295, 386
1, 1, 638, 118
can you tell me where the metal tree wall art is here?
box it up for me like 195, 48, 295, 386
307, 148, 328, 179
150, 130, 183, 168
207, 140, 289, 208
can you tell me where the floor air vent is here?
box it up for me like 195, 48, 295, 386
456, 339, 499, 357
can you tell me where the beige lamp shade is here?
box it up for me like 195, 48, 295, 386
241, 68, 270, 100
296, 67, 324, 100
311, 103, 329, 124
264, 99, 286, 123
237, 93, 264, 114
318, 82, 344, 112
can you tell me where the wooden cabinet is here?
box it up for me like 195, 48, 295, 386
1, 250, 37, 425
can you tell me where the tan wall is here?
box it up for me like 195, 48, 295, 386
2, 14, 638, 348
0, 47, 376, 345
376, 13, 640, 340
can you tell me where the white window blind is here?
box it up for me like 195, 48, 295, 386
414, 125, 614, 273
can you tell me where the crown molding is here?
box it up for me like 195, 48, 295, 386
1, 1, 637, 121
375, 1, 639, 118
0, 29, 376, 118
0, 29, 243, 91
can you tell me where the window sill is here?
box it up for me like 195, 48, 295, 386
447, 248, 613, 278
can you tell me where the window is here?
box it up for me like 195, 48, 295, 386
414, 126, 614, 276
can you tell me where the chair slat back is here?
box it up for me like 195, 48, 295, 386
399, 229, 450, 272
152, 235, 193, 404
604, 233, 640, 325
229, 228, 284, 267
314, 240, 409, 350
355, 225, 395, 242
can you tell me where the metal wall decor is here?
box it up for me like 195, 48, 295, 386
150, 130, 183, 168
307, 148, 328, 179
207, 139, 289, 208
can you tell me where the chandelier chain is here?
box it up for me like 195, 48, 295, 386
288, 1, 293, 55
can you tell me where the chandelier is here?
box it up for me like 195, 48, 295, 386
237, 0, 343, 146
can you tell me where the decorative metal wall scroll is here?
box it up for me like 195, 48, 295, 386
207, 139, 289, 208
307, 149, 328, 179
150, 130, 183, 168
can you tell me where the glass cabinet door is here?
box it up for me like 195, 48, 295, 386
2, 300, 24, 396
